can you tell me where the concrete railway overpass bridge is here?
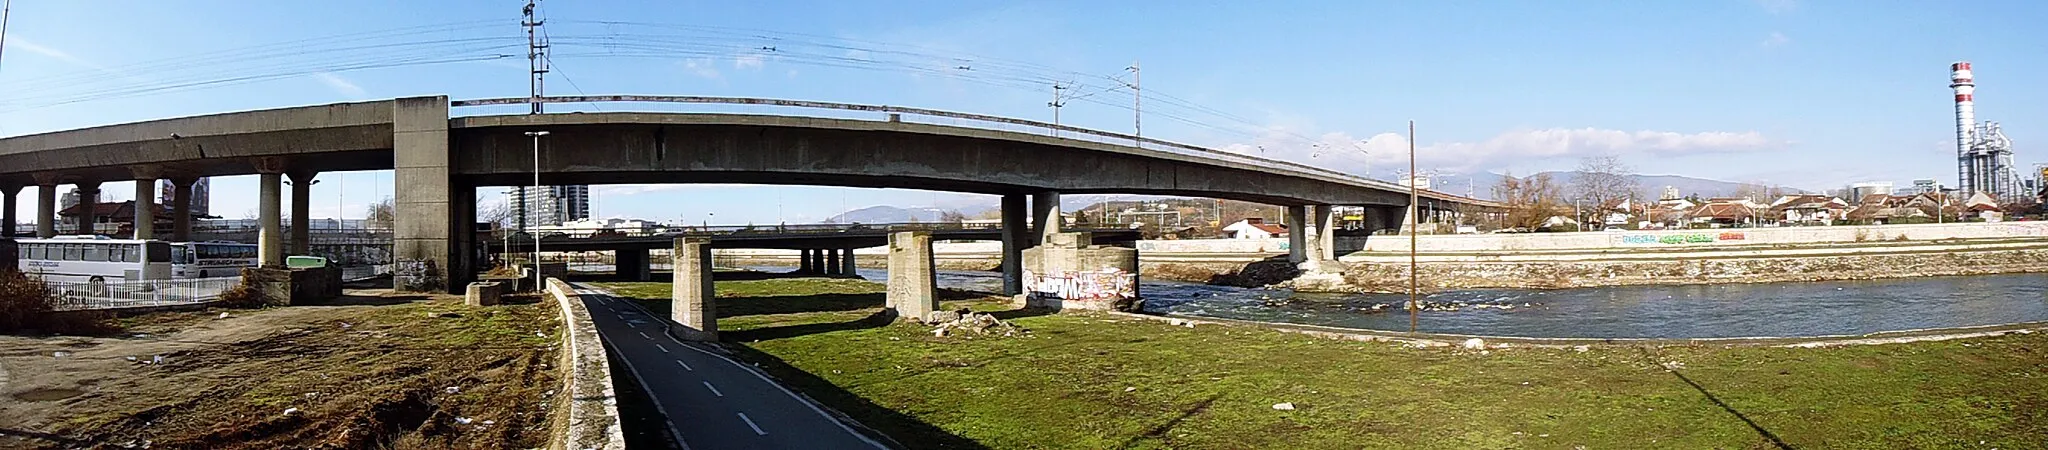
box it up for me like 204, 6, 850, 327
489, 224, 1143, 281
0, 94, 1502, 293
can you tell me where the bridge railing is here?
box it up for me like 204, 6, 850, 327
446, 95, 1498, 207
488, 221, 1006, 241
46, 276, 242, 311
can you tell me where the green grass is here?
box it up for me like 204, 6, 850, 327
592, 278, 2048, 449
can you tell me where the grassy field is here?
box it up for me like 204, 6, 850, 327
594, 278, 2048, 449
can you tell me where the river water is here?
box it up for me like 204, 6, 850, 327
748, 265, 2048, 339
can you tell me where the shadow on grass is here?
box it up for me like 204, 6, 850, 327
721, 343, 992, 450
1637, 348, 1794, 449
296, 293, 430, 307
723, 310, 898, 342
718, 293, 885, 318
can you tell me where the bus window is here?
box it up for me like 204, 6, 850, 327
171, 246, 190, 264
25, 244, 41, 260
84, 244, 105, 261
108, 244, 124, 262
146, 242, 171, 263
124, 244, 141, 262
63, 244, 81, 261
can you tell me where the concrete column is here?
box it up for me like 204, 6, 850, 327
886, 231, 937, 321
797, 249, 813, 273
0, 184, 19, 237
131, 177, 156, 240
1286, 205, 1308, 264
839, 248, 857, 276
1031, 191, 1061, 246
171, 178, 194, 242
288, 171, 316, 255
258, 172, 284, 267
1311, 204, 1337, 268
392, 95, 456, 292
36, 184, 55, 238
999, 194, 1026, 295
73, 181, 101, 235
825, 246, 841, 275
671, 237, 717, 341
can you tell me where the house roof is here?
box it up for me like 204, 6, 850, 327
1689, 202, 1756, 220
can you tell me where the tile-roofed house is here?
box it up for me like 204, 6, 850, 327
1768, 195, 1849, 226
1222, 218, 1288, 239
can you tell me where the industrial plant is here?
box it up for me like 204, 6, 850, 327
1949, 61, 2025, 200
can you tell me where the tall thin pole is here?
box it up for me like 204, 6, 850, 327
523, 0, 548, 114
1048, 82, 1066, 136
0, 0, 14, 75
527, 131, 549, 290
1127, 61, 1141, 146
1408, 120, 1419, 334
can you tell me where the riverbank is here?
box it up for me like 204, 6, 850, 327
1295, 246, 2048, 292
589, 277, 2048, 449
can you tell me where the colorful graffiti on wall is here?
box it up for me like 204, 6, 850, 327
1024, 268, 1138, 301
1621, 232, 1746, 245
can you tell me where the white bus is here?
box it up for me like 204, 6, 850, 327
171, 241, 259, 279
15, 236, 176, 291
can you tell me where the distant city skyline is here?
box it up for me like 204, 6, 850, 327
2, 0, 2044, 224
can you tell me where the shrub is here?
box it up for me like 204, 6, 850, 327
0, 271, 119, 335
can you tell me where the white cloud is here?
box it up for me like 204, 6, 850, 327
8, 38, 87, 66
1761, 32, 1790, 48
1757, 0, 1797, 14
312, 72, 366, 97
734, 54, 765, 70
1221, 126, 1779, 177
683, 58, 721, 79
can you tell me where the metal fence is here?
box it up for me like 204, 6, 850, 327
45, 276, 242, 311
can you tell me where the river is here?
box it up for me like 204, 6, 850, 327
736, 265, 2048, 339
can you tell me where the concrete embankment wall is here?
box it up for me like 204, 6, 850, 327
544, 279, 628, 450
1343, 222, 2048, 256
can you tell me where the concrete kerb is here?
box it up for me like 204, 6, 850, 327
578, 282, 906, 450
543, 278, 629, 450
1107, 311, 2048, 349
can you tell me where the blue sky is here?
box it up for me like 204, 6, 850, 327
2, 0, 2043, 224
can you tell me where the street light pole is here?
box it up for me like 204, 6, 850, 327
525, 130, 549, 291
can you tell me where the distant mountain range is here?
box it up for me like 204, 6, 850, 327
819, 173, 1797, 222
1425, 172, 1809, 201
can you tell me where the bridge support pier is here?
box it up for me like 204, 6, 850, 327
1286, 205, 1308, 264
617, 248, 651, 281
130, 174, 156, 240
1031, 191, 1062, 245
35, 183, 55, 238
170, 177, 195, 242
839, 248, 857, 277
1020, 232, 1139, 311
72, 181, 101, 235
258, 172, 284, 267
1, 184, 19, 238
797, 249, 814, 274
391, 95, 457, 293
886, 231, 937, 321
1302, 205, 1339, 272
288, 171, 317, 255
825, 246, 842, 276
671, 237, 717, 341
1000, 194, 1026, 295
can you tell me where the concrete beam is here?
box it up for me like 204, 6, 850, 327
671, 237, 717, 341
886, 231, 937, 321
1000, 194, 1026, 295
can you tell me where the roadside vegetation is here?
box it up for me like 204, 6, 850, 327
597, 277, 2048, 449
0, 271, 120, 336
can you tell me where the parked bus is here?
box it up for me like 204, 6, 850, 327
171, 241, 259, 279
15, 236, 176, 292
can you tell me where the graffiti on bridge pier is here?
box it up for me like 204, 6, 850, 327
1024, 268, 1138, 301
1621, 232, 1745, 245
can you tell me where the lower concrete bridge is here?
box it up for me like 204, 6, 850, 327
487, 226, 1142, 282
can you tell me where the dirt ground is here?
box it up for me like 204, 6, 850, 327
0, 290, 561, 449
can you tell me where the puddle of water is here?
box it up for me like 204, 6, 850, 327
14, 388, 85, 402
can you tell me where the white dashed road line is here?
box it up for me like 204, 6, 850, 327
675, 359, 693, 371
639, 331, 652, 340
703, 381, 724, 397
737, 412, 767, 436
656, 344, 669, 353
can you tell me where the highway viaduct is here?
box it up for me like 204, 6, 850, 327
0, 95, 1500, 293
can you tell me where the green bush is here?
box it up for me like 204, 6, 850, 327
0, 271, 119, 335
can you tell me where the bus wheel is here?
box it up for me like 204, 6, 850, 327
88, 276, 110, 297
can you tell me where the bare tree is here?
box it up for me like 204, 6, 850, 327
1495, 171, 1568, 230
937, 210, 967, 224
1571, 155, 1640, 209
365, 197, 395, 230
476, 196, 514, 230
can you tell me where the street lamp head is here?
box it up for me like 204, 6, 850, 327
524, 131, 550, 137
